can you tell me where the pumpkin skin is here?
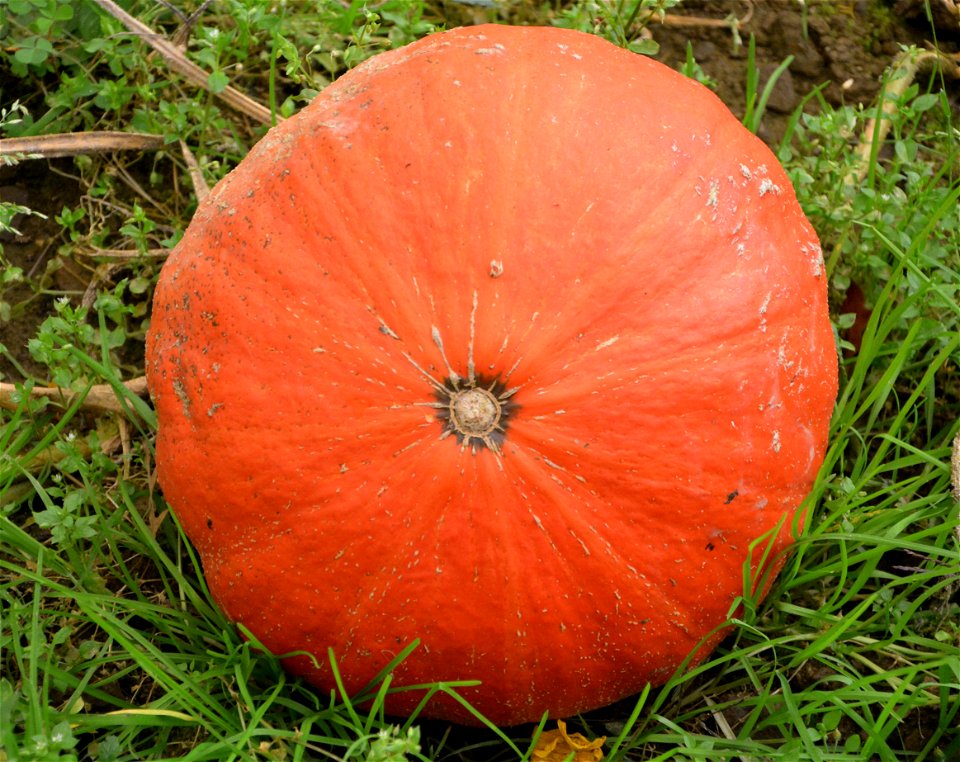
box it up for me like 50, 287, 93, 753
146, 24, 838, 725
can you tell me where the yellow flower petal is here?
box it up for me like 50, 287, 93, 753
532, 720, 605, 761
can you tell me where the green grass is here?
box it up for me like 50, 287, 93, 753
2, 1, 959, 760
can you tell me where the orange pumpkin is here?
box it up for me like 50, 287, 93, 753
146, 24, 838, 725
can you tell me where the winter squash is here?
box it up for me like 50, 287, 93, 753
148, 22, 838, 725
145, 24, 838, 725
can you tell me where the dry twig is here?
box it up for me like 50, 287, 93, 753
0, 132, 165, 159
179, 139, 211, 200
661, 0, 753, 30
951, 431, 959, 503
80, 249, 170, 260
0, 376, 149, 416
88, 0, 274, 124
847, 48, 960, 185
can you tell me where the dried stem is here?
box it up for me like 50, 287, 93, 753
0, 132, 166, 159
847, 48, 960, 186
88, 0, 274, 124
661, 0, 753, 30
179, 139, 211, 201
0, 376, 149, 415
951, 431, 959, 503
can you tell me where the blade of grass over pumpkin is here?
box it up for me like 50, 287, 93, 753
348, 639, 422, 710
631, 619, 790, 736
341, 640, 512, 739
740, 513, 792, 617
364, 675, 401, 735
327, 648, 365, 731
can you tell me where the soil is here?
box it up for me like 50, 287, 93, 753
653, 0, 957, 144
0, 159, 86, 380
2, 1, 957, 384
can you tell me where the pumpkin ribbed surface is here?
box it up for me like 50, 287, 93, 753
146, 24, 838, 725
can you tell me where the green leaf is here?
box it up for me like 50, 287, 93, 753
627, 38, 659, 56
52, 2, 74, 22
13, 36, 54, 66
74, 1, 102, 39
207, 70, 230, 94
129, 276, 151, 294
7, 0, 35, 14
911, 92, 939, 112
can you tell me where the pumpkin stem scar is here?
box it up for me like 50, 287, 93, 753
436, 374, 516, 454
451, 387, 500, 436
403, 291, 518, 455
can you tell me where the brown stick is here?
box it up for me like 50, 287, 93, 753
847, 48, 960, 186
0, 132, 166, 159
88, 0, 274, 125
952, 431, 959, 543
952, 431, 960, 503
0, 376, 149, 415
179, 139, 211, 201
78, 248, 170, 259
658, 0, 753, 31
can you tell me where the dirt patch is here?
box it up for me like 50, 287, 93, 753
0, 160, 86, 380
651, 0, 956, 145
